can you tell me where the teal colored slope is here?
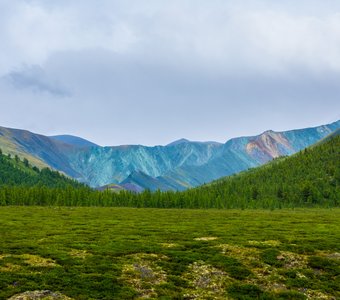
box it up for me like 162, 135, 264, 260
50, 135, 99, 148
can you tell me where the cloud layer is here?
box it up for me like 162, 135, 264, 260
0, 0, 340, 145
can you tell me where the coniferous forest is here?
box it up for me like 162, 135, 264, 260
0, 150, 84, 189
0, 135, 339, 209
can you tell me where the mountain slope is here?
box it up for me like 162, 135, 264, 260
0, 126, 80, 175
155, 121, 340, 188
314, 128, 340, 145
121, 171, 177, 192
0, 120, 339, 190
192, 134, 340, 207
65, 121, 340, 188
0, 150, 83, 188
0, 127, 49, 170
64, 141, 223, 187
50, 135, 98, 148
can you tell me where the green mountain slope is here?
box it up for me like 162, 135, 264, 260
0, 126, 81, 179
0, 127, 49, 170
192, 134, 340, 208
0, 149, 83, 189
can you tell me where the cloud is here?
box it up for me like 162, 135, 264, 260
4, 65, 71, 96
0, 0, 139, 74
1, 1, 340, 75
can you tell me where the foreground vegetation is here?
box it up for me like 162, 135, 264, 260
0, 207, 339, 299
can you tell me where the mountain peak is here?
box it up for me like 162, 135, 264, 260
263, 129, 275, 134
167, 138, 190, 146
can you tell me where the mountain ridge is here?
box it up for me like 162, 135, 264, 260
50, 135, 99, 148
0, 120, 339, 190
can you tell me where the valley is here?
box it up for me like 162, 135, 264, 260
0, 122, 339, 299
1, 1, 339, 299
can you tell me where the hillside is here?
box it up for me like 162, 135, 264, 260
192, 134, 340, 208
0, 126, 80, 179
0, 150, 83, 189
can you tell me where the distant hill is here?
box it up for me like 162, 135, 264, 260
50, 135, 98, 148
0, 121, 339, 191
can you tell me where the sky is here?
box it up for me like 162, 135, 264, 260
0, 0, 340, 146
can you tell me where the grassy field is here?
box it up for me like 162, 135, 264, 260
0, 207, 339, 299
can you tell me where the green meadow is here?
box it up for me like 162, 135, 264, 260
0, 207, 339, 299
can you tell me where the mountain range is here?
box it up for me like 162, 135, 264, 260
0, 120, 339, 191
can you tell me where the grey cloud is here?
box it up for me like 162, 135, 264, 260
4, 65, 71, 97
44, 49, 340, 100
2, 1, 340, 75
28, 49, 339, 144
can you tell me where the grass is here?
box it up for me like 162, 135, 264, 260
0, 207, 339, 299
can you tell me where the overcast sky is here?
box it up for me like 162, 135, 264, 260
0, 0, 340, 146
